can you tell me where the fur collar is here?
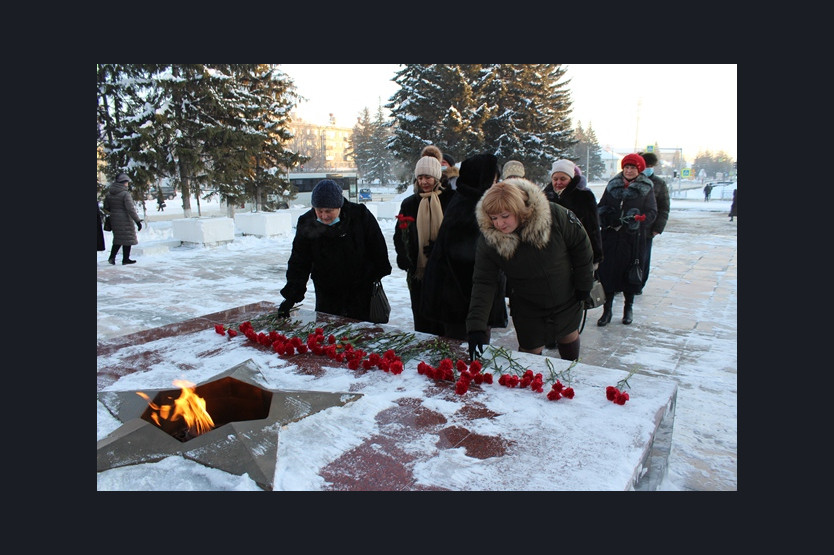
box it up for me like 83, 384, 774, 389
476, 178, 552, 260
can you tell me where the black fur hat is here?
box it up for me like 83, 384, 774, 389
458, 153, 499, 192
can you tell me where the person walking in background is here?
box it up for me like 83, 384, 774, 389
441, 153, 459, 190
421, 153, 507, 341
156, 188, 167, 211
637, 152, 670, 290
544, 159, 603, 270
103, 173, 142, 265
394, 155, 455, 334
501, 160, 525, 181
703, 183, 713, 201
596, 154, 658, 326
97, 199, 106, 253
729, 189, 737, 221
466, 179, 594, 361
277, 179, 392, 323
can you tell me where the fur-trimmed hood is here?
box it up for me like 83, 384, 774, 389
476, 178, 552, 260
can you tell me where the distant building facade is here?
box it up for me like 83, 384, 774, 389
287, 113, 356, 173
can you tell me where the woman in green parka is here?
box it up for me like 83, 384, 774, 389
466, 178, 595, 361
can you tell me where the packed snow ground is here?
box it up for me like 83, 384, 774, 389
97, 180, 737, 491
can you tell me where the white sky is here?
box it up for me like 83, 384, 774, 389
97, 187, 737, 491
279, 64, 737, 162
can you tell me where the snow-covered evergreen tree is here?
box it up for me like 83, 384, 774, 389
386, 64, 576, 184
386, 64, 482, 165
97, 64, 305, 217
569, 121, 606, 181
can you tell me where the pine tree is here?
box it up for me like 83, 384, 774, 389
386, 64, 482, 165
365, 104, 395, 185
386, 64, 577, 184
97, 64, 306, 217
477, 64, 574, 183
569, 121, 606, 181
349, 108, 374, 181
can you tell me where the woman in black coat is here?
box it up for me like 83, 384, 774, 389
596, 154, 657, 326
278, 180, 392, 323
420, 153, 507, 340
97, 199, 106, 252
544, 159, 603, 268
394, 155, 455, 334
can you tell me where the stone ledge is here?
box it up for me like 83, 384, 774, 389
172, 217, 235, 246
234, 211, 292, 237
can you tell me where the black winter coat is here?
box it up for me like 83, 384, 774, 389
597, 173, 658, 294
420, 153, 507, 328
97, 200, 106, 251
545, 174, 603, 264
647, 173, 670, 234
467, 179, 594, 342
281, 200, 392, 322
103, 181, 141, 246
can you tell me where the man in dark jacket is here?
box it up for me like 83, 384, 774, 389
638, 152, 670, 289
278, 180, 392, 322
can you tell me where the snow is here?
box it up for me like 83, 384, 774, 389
97, 181, 736, 491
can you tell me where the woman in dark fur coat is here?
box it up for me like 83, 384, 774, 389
596, 154, 657, 326
420, 153, 507, 341
466, 179, 594, 360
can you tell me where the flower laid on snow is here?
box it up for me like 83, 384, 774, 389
606, 369, 637, 405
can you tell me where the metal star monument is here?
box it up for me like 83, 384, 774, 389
97, 359, 362, 490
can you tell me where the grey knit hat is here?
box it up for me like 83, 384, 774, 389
311, 179, 345, 208
501, 160, 525, 180
414, 156, 442, 180
115, 173, 131, 183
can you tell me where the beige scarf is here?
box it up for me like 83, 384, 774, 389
415, 187, 444, 279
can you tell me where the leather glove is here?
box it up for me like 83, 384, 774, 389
277, 300, 294, 318
575, 290, 593, 309
468, 330, 488, 362
136, 222, 142, 231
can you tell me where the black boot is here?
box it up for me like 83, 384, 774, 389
597, 295, 613, 326
557, 337, 580, 361
622, 293, 634, 325
122, 245, 136, 265
108, 245, 119, 265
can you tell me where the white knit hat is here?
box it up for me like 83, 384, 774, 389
550, 159, 575, 178
414, 156, 442, 180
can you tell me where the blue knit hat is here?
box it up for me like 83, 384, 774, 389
311, 180, 344, 208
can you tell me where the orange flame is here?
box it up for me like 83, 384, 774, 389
137, 379, 215, 436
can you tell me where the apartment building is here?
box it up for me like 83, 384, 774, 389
287, 113, 356, 172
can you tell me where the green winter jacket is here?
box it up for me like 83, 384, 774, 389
466, 178, 594, 338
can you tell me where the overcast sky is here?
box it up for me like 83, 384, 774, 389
279, 64, 737, 161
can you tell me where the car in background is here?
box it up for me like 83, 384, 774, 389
358, 188, 372, 201
146, 184, 176, 200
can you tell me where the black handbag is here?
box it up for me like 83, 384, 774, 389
103, 214, 112, 232
625, 226, 644, 285
627, 259, 643, 285
369, 280, 390, 324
